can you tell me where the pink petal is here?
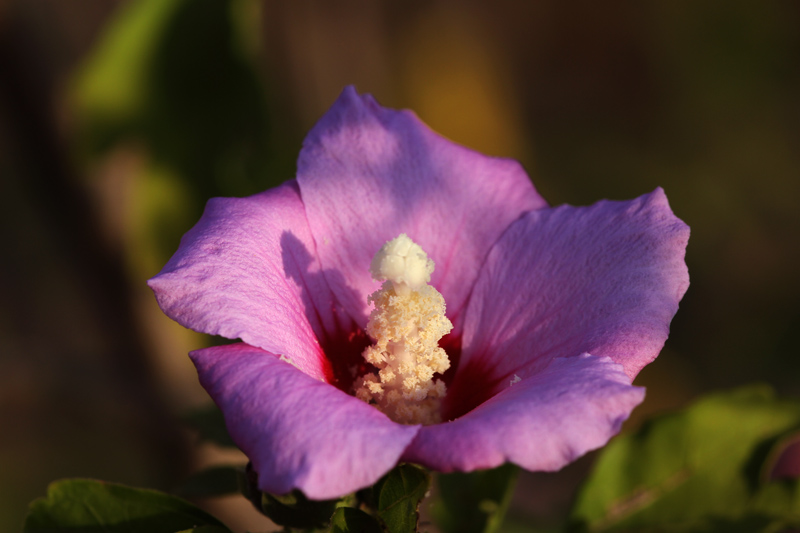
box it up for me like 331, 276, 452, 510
770, 433, 800, 480
296, 86, 546, 334
191, 343, 419, 500
447, 188, 689, 417
149, 181, 354, 382
404, 354, 644, 472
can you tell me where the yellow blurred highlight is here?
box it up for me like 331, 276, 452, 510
88, 144, 210, 408
128, 159, 194, 277
400, 5, 528, 160
131, 158, 211, 408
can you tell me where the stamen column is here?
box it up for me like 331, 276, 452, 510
355, 234, 452, 425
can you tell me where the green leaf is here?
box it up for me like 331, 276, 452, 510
182, 405, 237, 448
330, 507, 383, 533
24, 479, 229, 533
432, 463, 519, 533
568, 385, 800, 532
260, 490, 340, 530
174, 466, 242, 499
236, 462, 341, 529
372, 463, 431, 533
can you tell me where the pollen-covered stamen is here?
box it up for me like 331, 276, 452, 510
355, 234, 453, 425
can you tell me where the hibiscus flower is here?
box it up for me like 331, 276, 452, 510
149, 86, 689, 500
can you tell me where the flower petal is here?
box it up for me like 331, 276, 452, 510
447, 188, 689, 416
296, 86, 546, 333
404, 354, 644, 472
191, 343, 419, 499
770, 433, 800, 480
148, 181, 348, 381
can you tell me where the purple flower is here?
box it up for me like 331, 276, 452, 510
149, 87, 689, 500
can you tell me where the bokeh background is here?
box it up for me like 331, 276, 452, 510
1, 0, 799, 531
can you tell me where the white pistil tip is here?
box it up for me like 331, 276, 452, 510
356, 234, 452, 425
369, 233, 434, 294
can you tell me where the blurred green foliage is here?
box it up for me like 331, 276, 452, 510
73, 0, 267, 186
432, 464, 518, 533
569, 385, 800, 532
71, 0, 293, 269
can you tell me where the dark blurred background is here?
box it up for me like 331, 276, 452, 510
1, 1, 799, 531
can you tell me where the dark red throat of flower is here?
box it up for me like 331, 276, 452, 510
319, 325, 372, 394
321, 325, 478, 422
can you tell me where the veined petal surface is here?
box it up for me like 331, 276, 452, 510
191, 343, 419, 500
404, 354, 644, 472
447, 188, 689, 416
149, 182, 347, 381
296, 86, 547, 333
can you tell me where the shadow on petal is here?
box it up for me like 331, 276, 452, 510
280, 230, 372, 393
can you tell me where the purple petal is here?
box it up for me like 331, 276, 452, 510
404, 354, 644, 472
191, 343, 419, 500
149, 181, 351, 382
296, 86, 546, 334
447, 188, 689, 416
769, 433, 800, 480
